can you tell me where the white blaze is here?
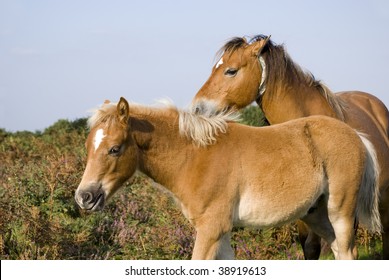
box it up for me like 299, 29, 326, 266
215, 57, 223, 69
94, 128, 106, 152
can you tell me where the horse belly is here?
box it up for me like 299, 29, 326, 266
234, 188, 321, 228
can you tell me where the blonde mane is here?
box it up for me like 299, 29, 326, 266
179, 109, 239, 147
87, 100, 239, 147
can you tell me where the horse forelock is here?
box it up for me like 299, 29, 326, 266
221, 37, 247, 53
215, 37, 247, 62
88, 102, 118, 129
217, 34, 273, 55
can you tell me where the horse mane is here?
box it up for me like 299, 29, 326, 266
179, 109, 240, 147
88, 100, 239, 147
220, 35, 347, 121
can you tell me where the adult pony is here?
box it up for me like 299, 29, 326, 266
191, 35, 389, 259
75, 97, 381, 260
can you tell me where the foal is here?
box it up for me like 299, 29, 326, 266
75, 97, 381, 259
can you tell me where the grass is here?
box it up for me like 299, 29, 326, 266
0, 106, 383, 259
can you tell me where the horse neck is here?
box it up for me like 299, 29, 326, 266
261, 85, 336, 124
130, 107, 191, 193
258, 48, 343, 124
260, 71, 342, 124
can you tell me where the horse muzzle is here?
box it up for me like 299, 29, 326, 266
75, 184, 106, 211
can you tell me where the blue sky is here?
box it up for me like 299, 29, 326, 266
1, 0, 389, 131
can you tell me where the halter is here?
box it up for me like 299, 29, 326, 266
257, 56, 267, 99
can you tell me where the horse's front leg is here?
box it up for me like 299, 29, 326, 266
216, 232, 235, 259
191, 222, 234, 260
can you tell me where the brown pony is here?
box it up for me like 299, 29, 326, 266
75, 97, 381, 259
191, 35, 389, 259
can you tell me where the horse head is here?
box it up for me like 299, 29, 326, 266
75, 97, 137, 211
192, 35, 271, 115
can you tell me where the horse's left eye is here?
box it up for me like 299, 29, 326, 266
224, 68, 238, 77
108, 145, 121, 156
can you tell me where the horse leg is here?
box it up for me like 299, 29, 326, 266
326, 189, 358, 259
191, 222, 233, 260
380, 191, 389, 259
302, 204, 336, 259
215, 232, 235, 260
329, 217, 356, 260
302, 196, 356, 260
304, 212, 356, 259
382, 228, 389, 260
296, 220, 321, 259
353, 219, 359, 258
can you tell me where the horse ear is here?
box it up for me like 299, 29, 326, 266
117, 97, 130, 125
251, 35, 271, 57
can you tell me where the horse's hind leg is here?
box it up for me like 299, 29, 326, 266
296, 220, 321, 259
382, 224, 389, 260
303, 213, 355, 259
302, 198, 356, 260
380, 191, 389, 259
325, 201, 357, 259
328, 217, 356, 259
302, 204, 336, 258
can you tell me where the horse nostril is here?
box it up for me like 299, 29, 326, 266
81, 192, 93, 204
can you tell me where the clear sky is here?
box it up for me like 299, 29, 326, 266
1, 0, 389, 132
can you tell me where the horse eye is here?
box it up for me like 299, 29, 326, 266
224, 68, 238, 77
108, 145, 121, 156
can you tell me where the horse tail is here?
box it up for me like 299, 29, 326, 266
356, 132, 382, 233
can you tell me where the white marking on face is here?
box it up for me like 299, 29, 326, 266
94, 128, 106, 152
215, 57, 223, 69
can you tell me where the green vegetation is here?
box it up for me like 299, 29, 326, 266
0, 106, 382, 259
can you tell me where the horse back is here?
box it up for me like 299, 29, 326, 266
338, 91, 389, 139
